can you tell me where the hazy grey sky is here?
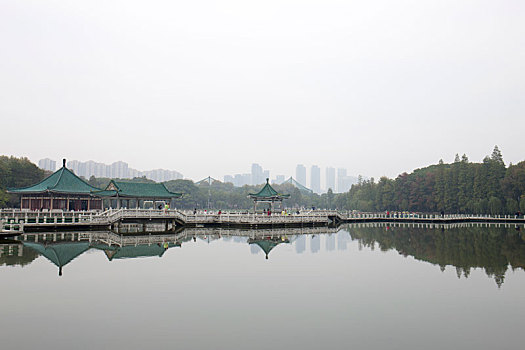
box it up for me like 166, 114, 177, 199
1, 0, 524, 182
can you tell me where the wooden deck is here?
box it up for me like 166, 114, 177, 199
2, 208, 525, 235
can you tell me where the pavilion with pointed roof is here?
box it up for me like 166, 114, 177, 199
248, 178, 290, 212
7, 159, 103, 211
92, 180, 182, 209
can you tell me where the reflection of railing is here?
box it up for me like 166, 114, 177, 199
81, 231, 186, 247
181, 226, 339, 239
1, 221, 24, 235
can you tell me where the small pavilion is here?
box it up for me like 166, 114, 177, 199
248, 178, 290, 213
93, 180, 182, 209
7, 159, 103, 211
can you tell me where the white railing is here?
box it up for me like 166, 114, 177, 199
2, 209, 524, 231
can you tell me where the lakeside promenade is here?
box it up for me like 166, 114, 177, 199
2, 208, 524, 236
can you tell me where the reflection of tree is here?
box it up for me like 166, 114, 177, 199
346, 225, 525, 287
0, 243, 39, 267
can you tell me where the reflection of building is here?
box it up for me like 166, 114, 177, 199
337, 230, 350, 251
326, 234, 335, 251
250, 244, 260, 254
295, 235, 306, 254
311, 235, 320, 253
8, 159, 103, 211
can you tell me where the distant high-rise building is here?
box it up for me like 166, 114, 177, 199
336, 168, 357, 193
38, 158, 56, 172
251, 163, 264, 185
233, 174, 251, 187
65, 159, 182, 181
310, 165, 321, 194
224, 175, 234, 184
273, 175, 285, 184
111, 161, 128, 179
326, 167, 335, 192
337, 168, 347, 193
296, 164, 306, 187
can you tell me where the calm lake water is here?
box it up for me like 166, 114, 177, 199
1, 223, 525, 350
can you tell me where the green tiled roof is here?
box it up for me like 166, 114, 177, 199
7, 166, 101, 195
92, 180, 182, 199
249, 179, 290, 199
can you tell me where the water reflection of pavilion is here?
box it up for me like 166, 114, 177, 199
248, 236, 290, 260
22, 241, 90, 276
92, 242, 181, 261
19, 231, 188, 275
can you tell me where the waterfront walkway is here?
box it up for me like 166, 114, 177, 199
1, 208, 525, 235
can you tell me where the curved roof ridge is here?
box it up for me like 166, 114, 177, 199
62, 167, 101, 191
48, 167, 66, 190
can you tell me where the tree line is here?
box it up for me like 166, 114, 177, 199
340, 146, 525, 214
0, 156, 47, 208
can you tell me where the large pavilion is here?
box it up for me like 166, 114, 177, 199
248, 178, 290, 212
7, 159, 103, 211
93, 180, 182, 209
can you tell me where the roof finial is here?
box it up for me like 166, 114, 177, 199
266, 178, 269, 184
63, 158, 66, 168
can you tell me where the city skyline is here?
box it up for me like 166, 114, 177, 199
37, 157, 183, 183
37, 157, 359, 192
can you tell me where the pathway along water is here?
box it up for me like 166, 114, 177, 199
2, 209, 525, 234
